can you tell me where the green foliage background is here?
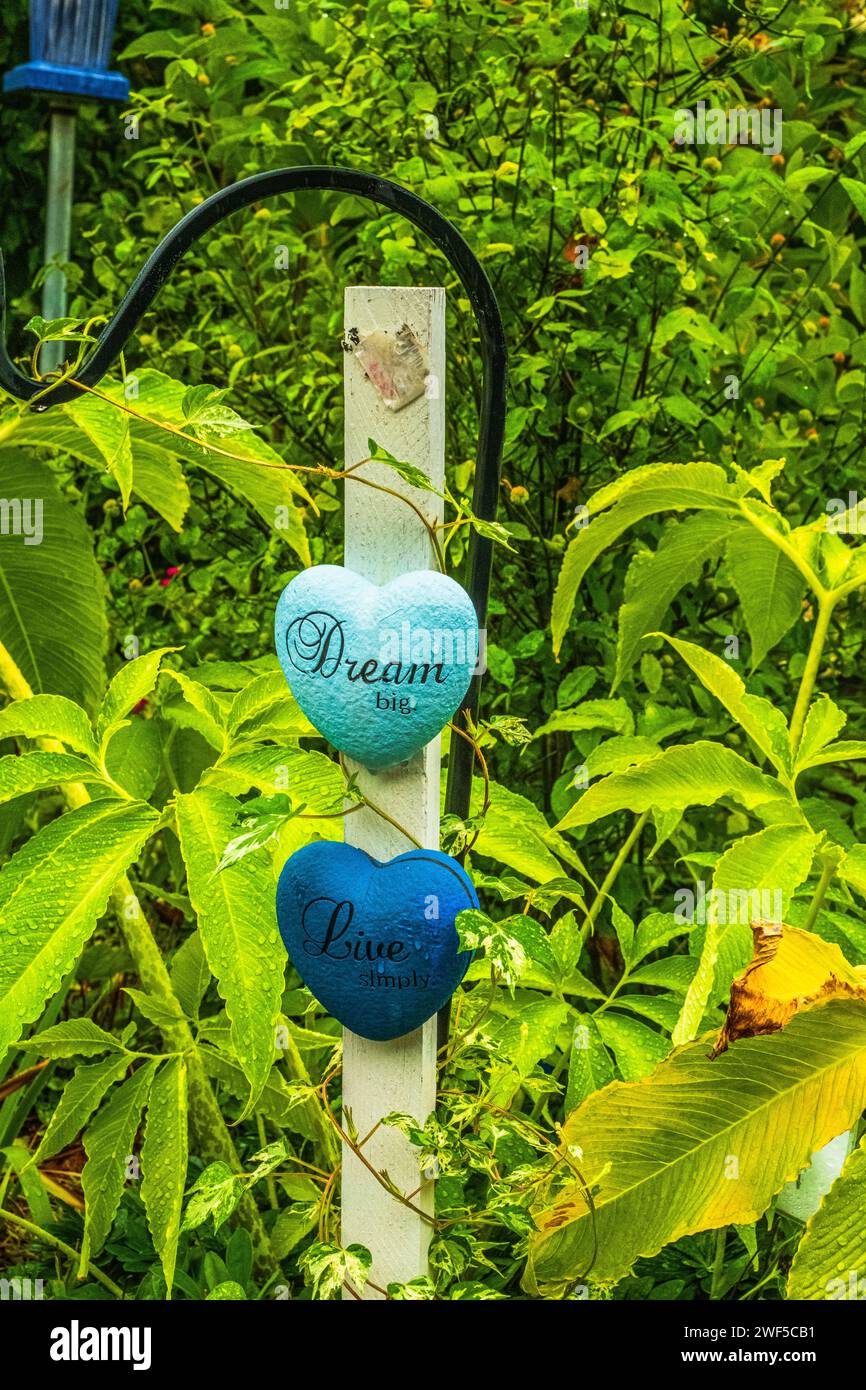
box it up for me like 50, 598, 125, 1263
1, 0, 866, 1301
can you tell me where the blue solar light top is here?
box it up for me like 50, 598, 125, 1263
3, 1, 128, 102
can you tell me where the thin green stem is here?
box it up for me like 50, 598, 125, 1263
255, 1114, 279, 1211
789, 597, 836, 756
709, 1225, 728, 1300
802, 853, 837, 934
0, 1207, 125, 1298
581, 810, 650, 945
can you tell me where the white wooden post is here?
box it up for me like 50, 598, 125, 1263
340, 286, 445, 1298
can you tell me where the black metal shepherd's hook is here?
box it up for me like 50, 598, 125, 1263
0, 165, 507, 827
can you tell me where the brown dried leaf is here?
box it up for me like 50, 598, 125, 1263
712, 920, 866, 1055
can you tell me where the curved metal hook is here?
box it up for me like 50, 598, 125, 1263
0, 165, 506, 823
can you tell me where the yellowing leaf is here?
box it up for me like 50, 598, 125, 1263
525, 999, 866, 1292
712, 922, 866, 1054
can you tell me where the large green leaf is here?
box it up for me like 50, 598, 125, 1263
471, 779, 581, 883
9, 391, 190, 530
551, 463, 737, 655
0, 453, 107, 712
525, 999, 866, 1292
207, 744, 342, 811
128, 439, 191, 531
787, 1134, 866, 1299
555, 741, 787, 832
66, 392, 133, 508
725, 524, 806, 669
0, 800, 158, 1058
175, 786, 283, 1116
657, 635, 790, 773
16, 1018, 124, 1059
565, 1014, 615, 1111
81, 1061, 157, 1258
801, 740, 866, 772
795, 695, 847, 770
613, 514, 732, 687
141, 1057, 189, 1298
0, 694, 98, 759
0, 750, 105, 804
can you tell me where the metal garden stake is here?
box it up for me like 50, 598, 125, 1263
2, 0, 129, 373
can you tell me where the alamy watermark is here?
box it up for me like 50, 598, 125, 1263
0, 497, 43, 545
826, 492, 866, 534
674, 99, 782, 158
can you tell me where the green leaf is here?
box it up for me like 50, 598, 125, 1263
129, 440, 191, 531
787, 1134, 866, 1299
81, 1060, 158, 1257
207, 744, 341, 811
0, 454, 107, 713
800, 740, 866, 772
226, 670, 314, 741
838, 845, 866, 900
584, 735, 662, 779
488, 999, 568, 1105
367, 440, 440, 494
551, 463, 736, 655
123, 987, 186, 1029
300, 1240, 372, 1300
169, 931, 211, 1019
31, 1052, 131, 1164
181, 1160, 241, 1235
534, 698, 634, 739
796, 694, 847, 771
595, 1012, 670, 1080
141, 1057, 189, 1298
526, 999, 866, 1292
613, 514, 732, 686
0, 694, 97, 760
725, 526, 806, 669
66, 393, 133, 509
270, 1188, 320, 1258
632, 912, 688, 964
0, 800, 159, 1058
130, 370, 311, 565
175, 786, 284, 1117
471, 779, 576, 883
673, 825, 819, 1045
656, 634, 790, 771
206, 1280, 247, 1300
566, 1014, 615, 1110
4, 1142, 53, 1226
840, 177, 866, 224
200, 1047, 317, 1138
96, 648, 179, 751
555, 742, 786, 832
0, 751, 106, 804
16, 1018, 125, 1059
162, 670, 226, 751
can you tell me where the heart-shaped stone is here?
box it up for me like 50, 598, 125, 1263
274, 565, 478, 770
276, 841, 476, 1041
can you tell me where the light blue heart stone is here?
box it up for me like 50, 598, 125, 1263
274, 565, 479, 770
276, 841, 476, 1041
